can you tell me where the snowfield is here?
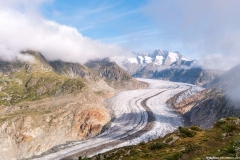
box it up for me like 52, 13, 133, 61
33, 79, 203, 160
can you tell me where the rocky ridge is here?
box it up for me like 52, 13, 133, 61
85, 58, 147, 91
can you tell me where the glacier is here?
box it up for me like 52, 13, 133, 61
33, 79, 202, 160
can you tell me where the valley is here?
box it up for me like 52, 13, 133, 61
0, 51, 239, 160
1, 1, 240, 159
31, 79, 203, 160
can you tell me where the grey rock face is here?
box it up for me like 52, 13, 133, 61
85, 58, 148, 90
175, 64, 240, 128
49, 61, 88, 78
183, 89, 240, 129
0, 59, 25, 75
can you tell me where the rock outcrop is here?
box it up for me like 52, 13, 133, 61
167, 64, 240, 129
183, 89, 240, 129
85, 58, 148, 91
0, 92, 111, 159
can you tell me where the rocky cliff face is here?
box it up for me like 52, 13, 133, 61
49, 60, 88, 78
169, 88, 240, 129
0, 51, 146, 159
0, 92, 111, 159
183, 89, 240, 129
168, 64, 240, 129
85, 58, 148, 91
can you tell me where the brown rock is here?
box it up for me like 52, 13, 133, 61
52, 119, 58, 123
90, 124, 102, 134
6, 127, 12, 135
23, 135, 33, 142
24, 116, 32, 123
45, 117, 51, 123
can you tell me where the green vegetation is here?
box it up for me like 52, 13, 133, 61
62, 78, 85, 94
94, 91, 103, 95
0, 107, 51, 125
178, 126, 196, 138
165, 137, 173, 143
189, 125, 202, 131
0, 70, 84, 105
149, 142, 166, 150
0, 69, 85, 125
165, 152, 183, 160
88, 117, 240, 160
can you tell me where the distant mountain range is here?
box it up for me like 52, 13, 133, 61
122, 49, 223, 86
126, 50, 193, 66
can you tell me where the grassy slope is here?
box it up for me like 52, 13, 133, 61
0, 70, 84, 105
87, 117, 240, 160
0, 68, 85, 126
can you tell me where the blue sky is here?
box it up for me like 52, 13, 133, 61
40, 0, 178, 54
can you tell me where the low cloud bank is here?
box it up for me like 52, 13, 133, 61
144, 0, 240, 71
0, 2, 125, 63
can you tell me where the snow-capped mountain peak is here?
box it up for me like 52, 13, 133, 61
126, 50, 191, 66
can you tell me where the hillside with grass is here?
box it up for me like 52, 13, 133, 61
88, 117, 240, 160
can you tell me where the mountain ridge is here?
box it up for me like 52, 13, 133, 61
85, 58, 147, 91
125, 50, 193, 67
0, 50, 147, 159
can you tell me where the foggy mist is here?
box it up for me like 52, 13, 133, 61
145, 0, 240, 71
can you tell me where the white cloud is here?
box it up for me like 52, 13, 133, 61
195, 54, 240, 71
144, 0, 240, 70
0, 1, 126, 63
